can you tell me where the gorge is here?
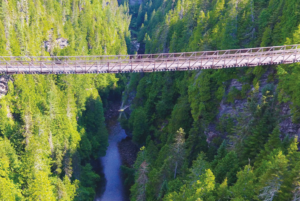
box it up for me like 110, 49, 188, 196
3, 0, 300, 201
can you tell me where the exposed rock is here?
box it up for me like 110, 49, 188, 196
6, 106, 12, 118
218, 79, 247, 118
131, 40, 140, 54
118, 137, 139, 167
208, 69, 300, 142
104, 101, 121, 120
279, 102, 300, 138
0, 75, 11, 99
206, 130, 218, 143
44, 37, 68, 52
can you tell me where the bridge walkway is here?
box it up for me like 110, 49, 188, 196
0, 45, 299, 74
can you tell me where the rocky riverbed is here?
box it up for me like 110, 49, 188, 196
118, 137, 139, 167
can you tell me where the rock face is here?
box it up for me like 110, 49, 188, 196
279, 102, 300, 137
131, 40, 140, 54
218, 79, 247, 118
118, 137, 139, 167
0, 75, 11, 99
206, 69, 300, 142
44, 38, 68, 52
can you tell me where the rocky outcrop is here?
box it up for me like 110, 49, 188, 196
118, 137, 139, 167
0, 75, 11, 99
44, 38, 68, 52
279, 102, 300, 137
207, 69, 300, 142
131, 40, 140, 54
218, 79, 247, 118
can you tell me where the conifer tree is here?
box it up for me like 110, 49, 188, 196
230, 165, 257, 200
257, 151, 288, 201
255, 126, 282, 167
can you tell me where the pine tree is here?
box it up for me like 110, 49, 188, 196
257, 151, 288, 201
27, 171, 56, 201
255, 126, 282, 167
230, 165, 257, 200
214, 151, 239, 185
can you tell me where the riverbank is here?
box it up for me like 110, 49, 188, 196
118, 137, 139, 167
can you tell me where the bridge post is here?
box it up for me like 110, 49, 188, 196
201, 54, 202, 69
18, 58, 20, 74
283, 46, 286, 63
297, 46, 299, 61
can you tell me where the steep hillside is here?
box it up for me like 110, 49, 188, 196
121, 0, 300, 200
0, 0, 130, 200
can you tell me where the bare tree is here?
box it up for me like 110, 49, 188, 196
259, 177, 281, 201
137, 161, 149, 201
172, 128, 186, 179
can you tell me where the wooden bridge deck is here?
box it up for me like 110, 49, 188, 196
0, 45, 299, 74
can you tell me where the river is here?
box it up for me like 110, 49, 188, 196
94, 116, 129, 201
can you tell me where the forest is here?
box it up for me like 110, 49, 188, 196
0, 0, 130, 200
120, 0, 300, 200
2, 0, 300, 200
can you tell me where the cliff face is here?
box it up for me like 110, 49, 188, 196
209, 70, 300, 143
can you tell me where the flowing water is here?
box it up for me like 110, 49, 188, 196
94, 116, 129, 201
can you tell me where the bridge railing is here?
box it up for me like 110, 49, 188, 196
0, 44, 299, 74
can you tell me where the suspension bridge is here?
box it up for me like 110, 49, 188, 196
0, 45, 300, 74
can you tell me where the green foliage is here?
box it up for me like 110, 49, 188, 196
0, 1, 130, 199
0, 73, 120, 200
168, 96, 192, 135
121, 165, 135, 188
81, 96, 108, 159
0, 0, 130, 57
230, 165, 257, 200
118, 0, 300, 200
164, 169, 216, 201
227, 87, 242, 103
130, 107, 149, 145
214, 151, 239, 185
76, 164, 100, 200
278, 63, 300, 123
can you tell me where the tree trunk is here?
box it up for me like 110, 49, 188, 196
174, 161, 178, 179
